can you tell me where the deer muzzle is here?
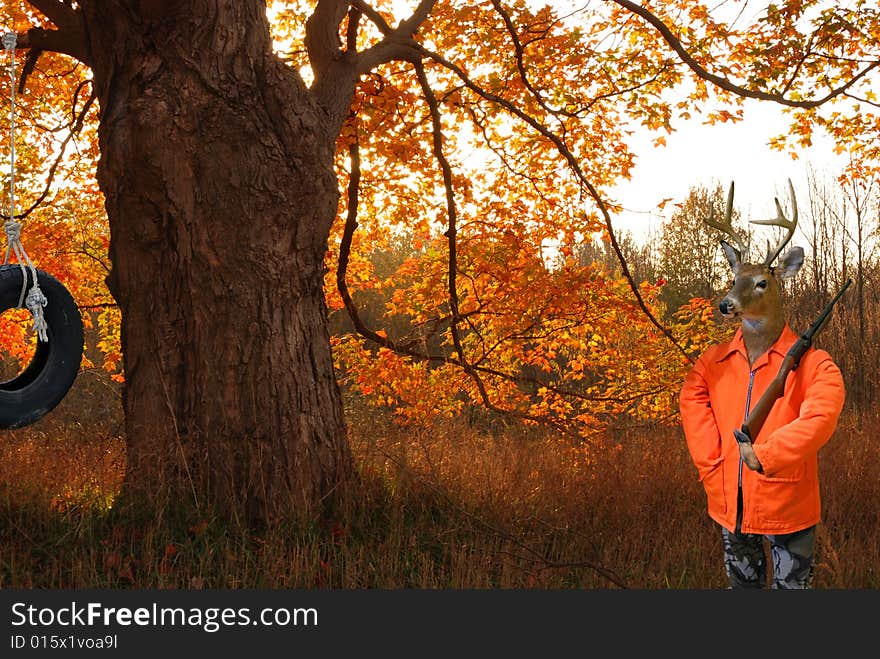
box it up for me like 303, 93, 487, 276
719, 298, 736, 318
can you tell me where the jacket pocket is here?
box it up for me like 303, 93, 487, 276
756, 463, 808, 524
761, 460, 803, 483
700, 458, 726, 515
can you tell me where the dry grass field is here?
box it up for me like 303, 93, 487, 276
1, 370, 876, 590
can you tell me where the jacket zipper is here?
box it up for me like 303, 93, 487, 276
739, 369, 756, 487
736, 369, 757, 534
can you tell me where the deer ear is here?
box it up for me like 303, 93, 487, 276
720, 240, 741, 274
776, 246, 804, 280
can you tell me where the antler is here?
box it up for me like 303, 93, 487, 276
750, 178, 798, 267
704, 181, 748, 259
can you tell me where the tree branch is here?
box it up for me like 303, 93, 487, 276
306, 0, 359, 126
351, 0, 394, 36
305, 0, 434, 120
417, 46, 695, 364
412, 59, 529, 424
414, 61, 466, 366
17, 26, 88, 64
351, 1, 434, 74
356, 38, 422, 74
26, 0, 79, 33
336, 125, 606, 437
490, 0, 574, 121
351, 0, 434, 39
612, 0, 878, 109
19, 1, 88, 63
346, 5, 361, 52
0, 83, 95, 222
305, 0, 349, 70
18, 48, 44, 93
398, 0, 436, 39
844, 91, 880, 110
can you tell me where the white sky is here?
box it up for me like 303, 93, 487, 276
303, 1, 856, 253
520, 0, 855, 249
608, 97, 849, 247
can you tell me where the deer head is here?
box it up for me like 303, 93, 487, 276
706, 180, 804, 364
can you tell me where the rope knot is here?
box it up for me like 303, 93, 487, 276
5, 29, 48, 344
4, 219, 21, 243
25, 283, 49, 343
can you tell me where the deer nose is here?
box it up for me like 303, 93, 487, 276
719, 299, 733, 315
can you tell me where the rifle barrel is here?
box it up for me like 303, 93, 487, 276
740, 278, 851, 444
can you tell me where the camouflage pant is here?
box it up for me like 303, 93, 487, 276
721, 525, 816, 589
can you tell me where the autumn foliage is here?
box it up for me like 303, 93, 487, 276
0, 0, 878, 590
1, 0, 878, 435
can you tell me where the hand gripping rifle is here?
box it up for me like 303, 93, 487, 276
733, 278, 852, 446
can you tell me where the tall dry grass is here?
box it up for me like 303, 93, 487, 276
0, 376, 877, 589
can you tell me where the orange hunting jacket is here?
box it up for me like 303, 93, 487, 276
679, 324, 845, 535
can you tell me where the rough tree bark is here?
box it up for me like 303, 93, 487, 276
73, 1, 355, 523
25, 0, 870, 525
19, 0, 427, 524
84, 1, 358, 520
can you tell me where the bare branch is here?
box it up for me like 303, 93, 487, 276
19, 1, 88, 63
352, 0, 394, 36
305, 0, 359, 127
351, 1, 435, 73
414, 61, 466, 365
355, 38, 421, 74
398, 0, 436, 39
26, 0, 79, 33
17, 26, 88, 64
611, 0, 879, 109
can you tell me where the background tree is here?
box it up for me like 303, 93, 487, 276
791, 166, 879, 412
655, 182, 745, 312
840, 172, 879, 405
2, 1, 878, 525
574, 230, 656, 287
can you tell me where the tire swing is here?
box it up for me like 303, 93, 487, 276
1, 32, 83, 429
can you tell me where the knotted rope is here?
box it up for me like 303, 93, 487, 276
3, 31, 48, 342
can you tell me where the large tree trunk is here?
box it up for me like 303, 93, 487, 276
80, 2, 353, 523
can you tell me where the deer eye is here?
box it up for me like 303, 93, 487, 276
756, 280, 768, 290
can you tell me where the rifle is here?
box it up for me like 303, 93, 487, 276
733, 278, 852, 446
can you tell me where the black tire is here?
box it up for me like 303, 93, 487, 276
0, 264, 84, 429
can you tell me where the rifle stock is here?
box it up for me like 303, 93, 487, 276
739, 279, 851, 443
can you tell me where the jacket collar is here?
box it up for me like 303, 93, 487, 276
716, 323, 800, 370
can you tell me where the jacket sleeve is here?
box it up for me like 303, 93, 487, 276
753, 355, 845, 477
679, 356, 723, 479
